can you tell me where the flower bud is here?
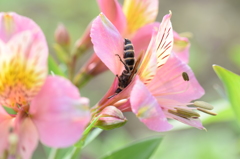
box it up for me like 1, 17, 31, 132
54, 23, 70, 46
94, 106, 127, 130
173, 31, 190, 63
74, 22, 92, 54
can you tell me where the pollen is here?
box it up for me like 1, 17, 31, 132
0, 55, 46, 110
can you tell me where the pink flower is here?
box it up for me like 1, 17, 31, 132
77, 0, 159, 77
0, 13, 91, 159
91, 12, 215, 132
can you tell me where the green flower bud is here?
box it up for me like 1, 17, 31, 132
94, 106, 127, 130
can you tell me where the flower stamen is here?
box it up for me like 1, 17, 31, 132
175, 107, 200, 118
196, 108, 217, 116
192, 101, 214, 110
187, 101, 216, 116
168, 106, 200, 120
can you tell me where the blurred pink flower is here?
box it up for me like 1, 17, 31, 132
0, 13, 91, 159
91, 12, 210, 132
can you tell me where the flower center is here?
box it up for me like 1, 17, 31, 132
0, 52, 46, 111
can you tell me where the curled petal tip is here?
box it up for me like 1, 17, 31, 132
202, 127, 207, 132
166, 11, 172, 19
99, 12, 105, 17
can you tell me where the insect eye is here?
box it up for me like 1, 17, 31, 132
182, 72, 189, 81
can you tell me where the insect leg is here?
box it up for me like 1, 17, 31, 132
115, 54, 130, 72
116, 74, 121, 81
108, 93, 117, 99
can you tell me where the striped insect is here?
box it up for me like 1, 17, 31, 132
108, 38, 140, 99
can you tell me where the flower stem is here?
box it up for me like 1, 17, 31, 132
73, 70, 93, 89
67, 44, 89, 82
67, 53, 78, 81
48, 148, 58, 159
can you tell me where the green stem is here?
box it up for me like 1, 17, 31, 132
68, 54, 77, 81
68, 45, 88, 83
48, 148, 58, 159
73, 70, 93, 89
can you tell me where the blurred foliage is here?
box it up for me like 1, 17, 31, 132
229, 45, 240, 68
213, 65, 240, 125
1, 0, 240, 159
101, 136, 162, 159
48, 55, 66, 77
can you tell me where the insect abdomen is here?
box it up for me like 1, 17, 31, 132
124, 39, 135, 71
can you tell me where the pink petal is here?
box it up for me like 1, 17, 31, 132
130, 77, 172, 132
99, 75, 137, 109
91, 13, 124, 75
75, 21, 92, 50
17, 117, 38, 159
30, 76, 91, 147
123, 0, 158, 34
137, 29, 158, 84
173, 31, 190, 63
0, 12, 46, 43
131, 22, 159, 57
148, 54, 205, 103
117, 99, 132, 112
0, 106, 12, 155
97, 0, 126, 34
99, 77, 119, 106
84, 53, 108, 76
6, 30, 48, 69
155, 12, 173, 69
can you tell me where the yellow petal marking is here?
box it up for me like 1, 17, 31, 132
123, 0, 158, 35
0, 48, 46, 111
0, 32, 47, 111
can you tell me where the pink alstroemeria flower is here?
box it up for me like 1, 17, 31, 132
78, 0, 159, 77
91, 12, 215, 131
0, 13, 91, 159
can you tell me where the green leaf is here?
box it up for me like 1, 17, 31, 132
3, 106, 16, 114
48, 55, 66, 77
48, 147, 72, 159
101, 136, 162, 159
213, 65, 240, 124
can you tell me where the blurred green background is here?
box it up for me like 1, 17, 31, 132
1, 0, 240, 158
